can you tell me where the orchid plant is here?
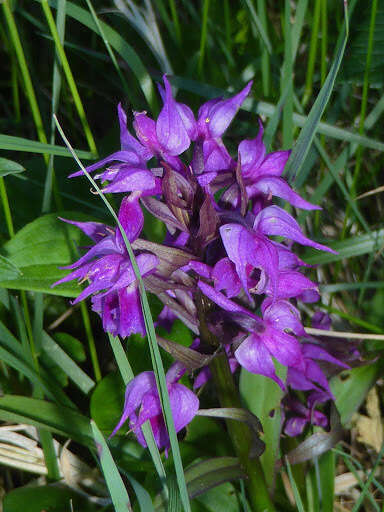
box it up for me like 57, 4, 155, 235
54, 76, 355, 510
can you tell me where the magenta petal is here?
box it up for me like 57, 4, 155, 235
247, 176, 321, 210
207, 82, 253, 138
169, 383, 199, 432
115, 196, 144, 247
117, 103, 152, 160
235, 333, 285, 389
59, 218, 110, 243
285, 417, 307, 436
118, 284, 146, 337
197, 281, 250, 315
287, 367, 319, 392
63, 238, 118, 270
262, 325, 304, 369
203, 138, 234, 173
302, 344, 349, 369
255, 206, 336, 253
156, 76, 191, 155
212, 258, 242, 298
69, 151, 141, 178
270, 271, 318, 300
256, 150, 291, 178
262, 299, 305, 336
110, 371, 156, 436
238, 121, 265, 179
133, 112, 159, 153
102, 168, 158, 194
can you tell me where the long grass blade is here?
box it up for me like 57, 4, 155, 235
284, 1, 349, 183
91, 420, 132, 512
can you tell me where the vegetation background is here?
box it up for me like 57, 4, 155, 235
0, 0, 384, 510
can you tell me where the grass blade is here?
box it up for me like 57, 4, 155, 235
91, 420, 132, 512
284, 1, 349, 183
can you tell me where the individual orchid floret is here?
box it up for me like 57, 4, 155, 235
111, 364, 199, 452
196, 82, 252, 140
197, 282, 304, 389
287, 342, 349, 397
52, 196, 158, 337
219, 222, 279, 300
70, 103, 151, 179
283, 394, 328, 437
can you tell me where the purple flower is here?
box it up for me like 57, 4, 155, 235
52, 196, 158, 337
287, 342, 348, 397
111, 364, 199, 452
283, 394, 328, 436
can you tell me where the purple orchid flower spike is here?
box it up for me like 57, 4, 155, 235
52, 196, 158, 337
111, 365, 199, 452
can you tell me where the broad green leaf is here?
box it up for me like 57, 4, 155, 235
239, 365, 285, 484
90, 372, 125, 434
41, 331, 95, 394
3, 485, 97, 512
91, 420, 132, 512
0, 255, 21, 280
0, 133, 93, 159
54, 331, 86, 362
0, 212, 97, 295
0, 157, 25, 177
0, 395, 92, 446
331, 360, 384, 425
194, 483, 240, 512
317, 451, 336, 512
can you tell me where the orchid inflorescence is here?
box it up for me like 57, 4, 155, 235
54, 77, 354, 451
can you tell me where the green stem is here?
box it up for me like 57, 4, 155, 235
0, 177, 15, 238
80, 301, 101, 382
302, 0, 321, 106
282, 0, 293, 149
198, 0, 210, 77
209, 355, 275, 512
168, 0, 182, 46
2, 0, 48, 162
196, 292, 274, 511
41, 0, 97, 156
258, 0, 270, 96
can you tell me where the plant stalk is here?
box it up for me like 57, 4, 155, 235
209, 354, 275, 511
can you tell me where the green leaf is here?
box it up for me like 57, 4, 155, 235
331, 360, 384, 425
90, 372, 125, 434
0, 133, 93, 159
0, 158, 25, 177
284, 1, 349, 183
0, 255, 22, 280
54, 331, 86, 362
194, 483, 241, 512
0, 395, 92, 447
239, 365, 286, 484
3, 485, 98, 512
42, 0, 158, 112
155, 458, 245, 510
91, 420, 132, 512
0, 212, 96, 295
342, 2, 384, 84
41, 330, 95, 394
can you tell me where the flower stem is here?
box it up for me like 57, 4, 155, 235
209, 354, 275, 511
